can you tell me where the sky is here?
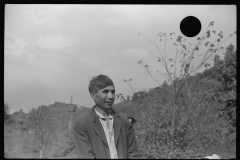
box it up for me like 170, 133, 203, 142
4, 4, 236, 113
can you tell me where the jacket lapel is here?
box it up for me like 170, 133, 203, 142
113, 113, 122, 146
91, 107, 109, 148
91, 107, 122, 148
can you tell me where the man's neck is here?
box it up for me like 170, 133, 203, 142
95, 105, 111, 117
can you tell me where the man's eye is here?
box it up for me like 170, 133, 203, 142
103, 90, 115, 94
103, 90, 110, 93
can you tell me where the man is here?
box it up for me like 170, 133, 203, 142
73, 74, 139, 159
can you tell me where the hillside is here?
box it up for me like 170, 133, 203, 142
4, 102, 91, 158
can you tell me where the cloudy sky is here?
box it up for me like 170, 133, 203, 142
4, 5, 236, 113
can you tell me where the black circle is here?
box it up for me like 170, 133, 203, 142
180, 16, 201, 37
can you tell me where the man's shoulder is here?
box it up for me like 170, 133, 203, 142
115, 112, 131, 126
118, 112, 128, 121
74, 108, 93, 129
117, 112, 137, 126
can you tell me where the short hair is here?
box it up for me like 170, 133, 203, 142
88, 75, 114, 94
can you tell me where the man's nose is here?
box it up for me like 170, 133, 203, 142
107, 92, 115, 99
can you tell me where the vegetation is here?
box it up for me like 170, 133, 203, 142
115, 21, 236, 159
4, 102, 91, 158
4, 21, 236, 159
114, 45, 236, 159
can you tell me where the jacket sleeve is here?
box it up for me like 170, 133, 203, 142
73, 121, 96, 159
126, 119, 140, 159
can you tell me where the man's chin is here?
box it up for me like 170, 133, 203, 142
96, 103, 113, 109
105, 103, 113, 107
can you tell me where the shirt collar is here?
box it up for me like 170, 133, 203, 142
94, 107, 113, 119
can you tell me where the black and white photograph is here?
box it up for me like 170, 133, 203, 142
4, 4, 236, 159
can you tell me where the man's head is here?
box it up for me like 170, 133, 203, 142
88, 75, 115, 110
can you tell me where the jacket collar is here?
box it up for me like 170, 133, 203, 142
91, 105, 122, 147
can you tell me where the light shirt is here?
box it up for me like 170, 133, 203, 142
94, 108, 118, 159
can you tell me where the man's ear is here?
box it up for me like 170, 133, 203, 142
90, 92, 96, 100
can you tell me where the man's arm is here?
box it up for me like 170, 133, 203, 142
73, 122, 95, 159
127, 121, 140, 159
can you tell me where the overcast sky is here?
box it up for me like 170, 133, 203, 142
4, 4, 236, 113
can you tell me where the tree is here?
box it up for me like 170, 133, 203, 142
4, 103, 10, 121
215, 44, 236, 137
26, 106, 54, 158
136, 21, 236, 158
132, 92, 139, 102
4, 103, 14, 125
218, 44, 236, 92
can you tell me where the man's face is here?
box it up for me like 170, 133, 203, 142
91, 85, 115, 109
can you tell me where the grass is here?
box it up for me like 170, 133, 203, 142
4, 124, 32, 158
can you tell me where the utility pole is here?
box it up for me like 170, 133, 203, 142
68, 95, 76, 131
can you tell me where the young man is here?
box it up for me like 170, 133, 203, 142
73, 75, 139, 159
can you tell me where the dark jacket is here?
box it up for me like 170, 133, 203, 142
73, 106, 139, 159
